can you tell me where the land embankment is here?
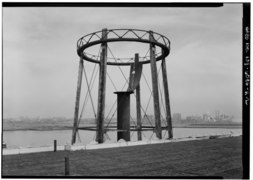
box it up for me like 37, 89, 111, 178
2, 136, 242, 178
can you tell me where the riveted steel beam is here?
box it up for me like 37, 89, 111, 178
71, 58, 84, 145
96, 28, 108, 143
149, 31, 162, 139
162, 54, 173, 139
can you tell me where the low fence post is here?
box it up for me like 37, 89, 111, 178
65, 157, 70, 175
54, 140, 57, 152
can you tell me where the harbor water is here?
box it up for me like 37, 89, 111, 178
3, 127, 242, 149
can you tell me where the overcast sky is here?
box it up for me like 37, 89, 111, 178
3, 4, 242, 121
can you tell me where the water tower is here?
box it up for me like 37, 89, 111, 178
71, 28, 173, 144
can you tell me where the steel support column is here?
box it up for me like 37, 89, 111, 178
149, 31, 162, 139
71, 58, 84, 145
162, 54, 173, 139
96, 28, 108, 143
135, 53, 142, 141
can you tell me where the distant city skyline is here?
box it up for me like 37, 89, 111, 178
3, 4, 242, 122
4, 110, 237, 121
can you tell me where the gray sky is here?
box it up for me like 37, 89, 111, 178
3, 4, 242, 121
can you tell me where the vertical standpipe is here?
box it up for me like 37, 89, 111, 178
96, 28, 108, 143
114, 91, 133, 141
149, 31, 162, 139
71, 58, 84, 145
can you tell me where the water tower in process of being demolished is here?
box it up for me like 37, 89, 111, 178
71, 28, 173, 145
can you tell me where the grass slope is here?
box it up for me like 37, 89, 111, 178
2, 136, 242, 178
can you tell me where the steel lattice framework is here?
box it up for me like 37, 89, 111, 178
77, 29, 171, 66
72, 28, 173, 145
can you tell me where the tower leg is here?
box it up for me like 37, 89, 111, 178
149, 31, 162, 139
162, 56, 173, 139
96, 28, 108, 143
71, 58, 84, 145
135, 54, 142, 141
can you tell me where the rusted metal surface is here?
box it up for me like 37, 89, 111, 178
162, 56, 173, 139
77, 29, 171, 66
135, 54, 142, 141
96, 28, 108, 143
71, 58, 84, 145
149, 31, 162, 139
128, 63, 134, 91
127, 55, 142, 92
114, 91, 133, 141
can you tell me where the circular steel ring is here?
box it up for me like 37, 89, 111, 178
77, 29, 171, 66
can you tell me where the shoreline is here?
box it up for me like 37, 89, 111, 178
3, 133, 242, 155
3, 125, 242, 132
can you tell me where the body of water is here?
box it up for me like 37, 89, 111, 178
3, 128, 242, 149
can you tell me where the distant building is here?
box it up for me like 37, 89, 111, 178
215, 111, 220, 121
186, 115, 202, 123
213, 111, 233, 122
202, 114, 209, 122
186, 116, 192, 121
173, 113, 182, 122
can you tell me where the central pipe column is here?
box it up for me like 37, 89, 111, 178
96, 28, 108, 143
149, 31, 162, 139
114, 91, 133, 141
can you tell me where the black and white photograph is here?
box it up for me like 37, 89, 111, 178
2, 2, 249, 178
